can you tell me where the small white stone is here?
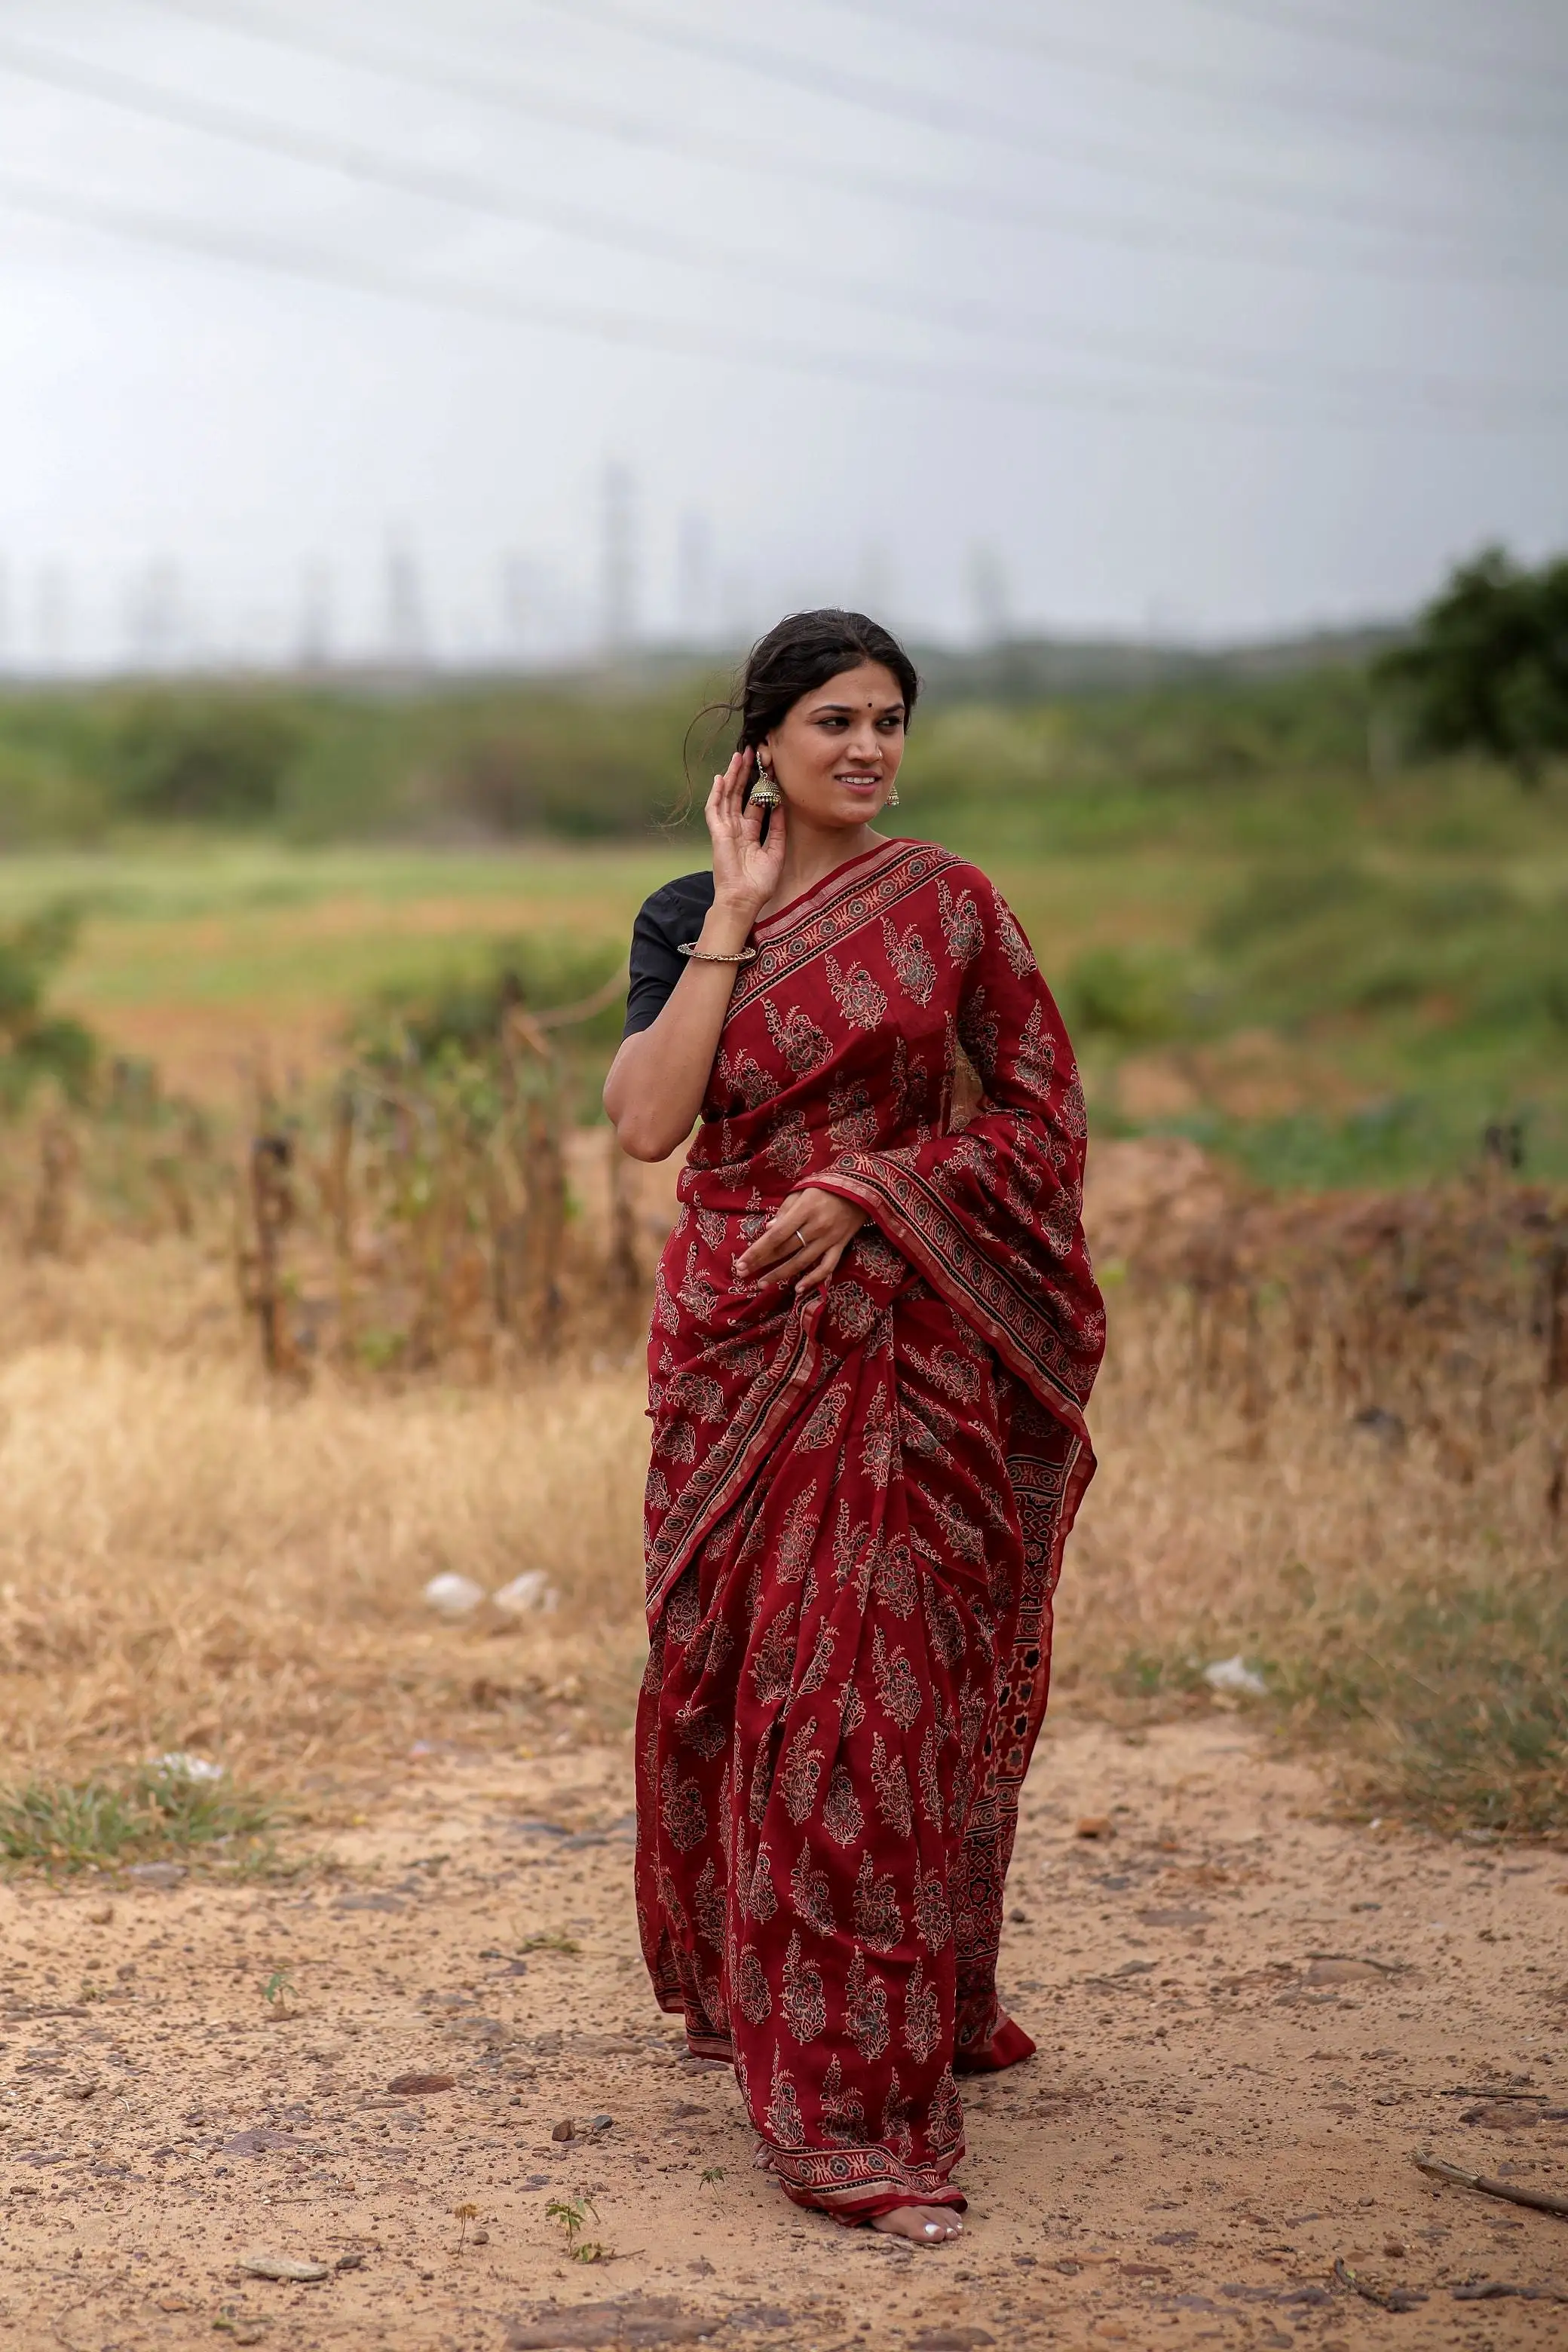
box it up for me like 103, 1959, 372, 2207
155, 1752, 225, 1783
1202, 1655, 1268, 1698
423, 1573, 486, 1620
238, 2252, 330, 2283
492, 1570, 559, 1615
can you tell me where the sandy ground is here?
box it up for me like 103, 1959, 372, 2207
3, 1720, 1566, 2352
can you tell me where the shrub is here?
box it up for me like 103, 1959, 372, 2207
1061, 945, 1195, 1043
108, 690, 306, 821
0, 743, 109, 845
0, 903, 96, 1108
353, 935, 627, 1069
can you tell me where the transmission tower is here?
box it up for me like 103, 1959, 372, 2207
501, 553, 534, 669
676, 510, 712, 647
297, 559, 335, 672
600, 463, 638, 657
856, 544, 896, 626
124, 558, 183, 671
38, 563, 73, 674
968, 543, 1012, 647
384, 537, 428, 670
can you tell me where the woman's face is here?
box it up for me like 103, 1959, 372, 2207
762, 660, 907, 829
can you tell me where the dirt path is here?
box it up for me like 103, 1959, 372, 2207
4, 1720, 1566, 2351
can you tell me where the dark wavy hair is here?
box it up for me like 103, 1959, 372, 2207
681, 609, 920, 813
732, 608, 920, 755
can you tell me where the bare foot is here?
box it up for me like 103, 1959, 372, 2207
871, 2205, 963, 2244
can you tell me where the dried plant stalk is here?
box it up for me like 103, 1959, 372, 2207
26, 1116, 78, 1257
605, 1129, 642, 1300
240, 1133, 298, 1378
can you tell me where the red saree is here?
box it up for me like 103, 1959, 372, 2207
634, 838, 1104, 2222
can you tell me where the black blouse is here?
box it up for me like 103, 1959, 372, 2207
622, 871, 718, 1037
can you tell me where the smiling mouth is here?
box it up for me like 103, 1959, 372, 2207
836, 772, 881, 786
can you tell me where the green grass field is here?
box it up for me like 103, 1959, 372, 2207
0, 830, 1225, 1005
2, 659, 1566, 1183
2, 810, 1565, 1186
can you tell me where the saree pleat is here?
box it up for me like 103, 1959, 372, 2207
635, 840, 1104, 2221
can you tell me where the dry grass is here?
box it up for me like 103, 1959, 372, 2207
1060, 1150, 1568, 1831
1066, 1328, 1566, 1830
0, 1297, 651, 1786
1, 1137, 1564, 1839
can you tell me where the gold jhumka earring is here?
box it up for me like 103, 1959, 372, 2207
749, 758, 782, 810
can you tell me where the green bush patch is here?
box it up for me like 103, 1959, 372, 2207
1111, 1573, 1568, 1836
1278, 1573, 1568, 1836
0, 1764, 278, 1876
0, 900, 98, 1109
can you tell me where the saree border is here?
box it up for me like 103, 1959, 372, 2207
767, 2143, 966, 2222
751, 836, 908, 942
732, 842, 962, 1015
645, 1299, 825, 1616
954, 1400, 1086, 2062
809, 1159, 1095, 1433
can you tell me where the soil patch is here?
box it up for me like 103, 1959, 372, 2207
3, 1723, 1565, 2347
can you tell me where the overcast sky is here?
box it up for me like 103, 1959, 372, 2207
0, 0, 1564, 667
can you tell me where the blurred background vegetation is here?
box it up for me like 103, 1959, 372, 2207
0, 630, 1417, 851
1, 547, 1565, 1184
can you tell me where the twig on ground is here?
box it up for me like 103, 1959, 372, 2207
1452, 2282, 1568, 2303
1334, 2258, 1427, 2312
1303, 1952, 1407, 1972
1413, 2149, 1568, 2219
1438, 2087, 1550, 2101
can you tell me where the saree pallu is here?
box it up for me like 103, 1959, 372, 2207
635, 839, 1104, 2222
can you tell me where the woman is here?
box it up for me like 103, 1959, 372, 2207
604, 611, 1104, 2243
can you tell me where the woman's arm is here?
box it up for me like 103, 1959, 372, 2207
602, 751, 784, 1162
603, 893, 758, 1160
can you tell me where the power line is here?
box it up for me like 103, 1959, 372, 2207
126, 0, 1568, 289
516, 0, 1551, 250
829, 0, 1568, 143
147, 0, 1357, 276
1, 166, 1561, 431
1179, 0, 1568, 102
11, 32, 1162, 351
9, 24, 1568, 409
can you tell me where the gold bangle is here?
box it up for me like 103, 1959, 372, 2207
678, 942, 758, 964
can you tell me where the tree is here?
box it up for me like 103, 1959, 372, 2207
1379, 547, 1568, 789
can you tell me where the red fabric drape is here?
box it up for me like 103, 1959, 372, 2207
635, 840, 1104, 2220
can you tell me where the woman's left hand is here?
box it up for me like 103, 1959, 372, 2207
736, 1187, 869, 1294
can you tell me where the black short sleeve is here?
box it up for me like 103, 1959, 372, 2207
623, 871, 718, 1037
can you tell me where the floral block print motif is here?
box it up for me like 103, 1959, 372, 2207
635, 840, 1104, 2223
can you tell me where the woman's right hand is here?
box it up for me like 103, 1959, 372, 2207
707, 749, 786, 916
